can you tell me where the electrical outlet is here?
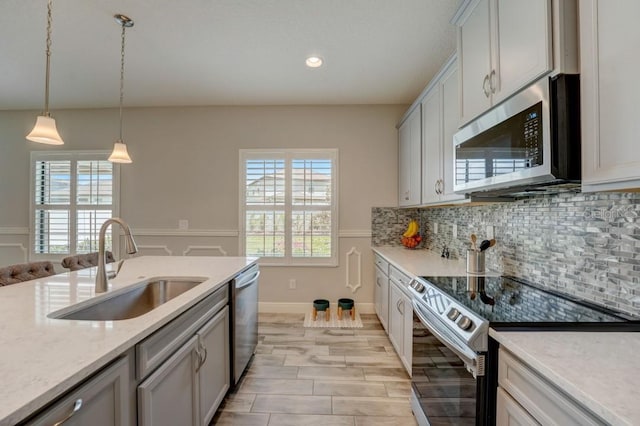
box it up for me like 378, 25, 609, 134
452, 224, 458, 239
433, 222, 438, 234
178, 219, 189, 230
289, 279, 296, 289
486, 225, 494, 240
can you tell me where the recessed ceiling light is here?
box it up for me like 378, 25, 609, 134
305, 56, 323, 68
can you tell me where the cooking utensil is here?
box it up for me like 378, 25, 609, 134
470, 234, 477, 251
479, 239, 491, 251
489, 238, 496, 248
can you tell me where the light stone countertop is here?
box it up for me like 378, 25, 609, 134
490, 330, 640, 425
371, 246, 469, 277
0, 255, 256, 426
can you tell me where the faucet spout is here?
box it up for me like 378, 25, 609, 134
96, 217, 138, 293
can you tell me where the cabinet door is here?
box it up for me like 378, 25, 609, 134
421, 87, 442, 204
458, 0, 492, 124
388, 283, 404, 356
138, 336, 199, 426
581, 0, 640, 191
198, 306, 230, 426
440, 61, 465, 202
27, 357, 130, 426
400, 291, 413, 374
398, 106, 422, 206
496, 387, 538, 426
374, 266, 384, 327
493, 0, 552, 104
378, 268, 389, 332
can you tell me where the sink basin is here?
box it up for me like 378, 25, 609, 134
51, 278, 205, 321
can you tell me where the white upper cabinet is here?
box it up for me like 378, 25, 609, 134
421, 56, 466, 205
398, 105, 422, 207
454, 0, 575, 125
580, 0, 640, 192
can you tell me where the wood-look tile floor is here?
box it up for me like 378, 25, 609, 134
212, 313, 418, 426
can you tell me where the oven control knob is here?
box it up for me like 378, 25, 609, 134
457, 316, 474, 331
447, 308, 460, 321
412, 281, 425, 293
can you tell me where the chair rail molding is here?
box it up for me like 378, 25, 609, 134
182, 245, 228, 256
136, 245, 173, 256
345, 246, 362, 293
0, 227, 29, 235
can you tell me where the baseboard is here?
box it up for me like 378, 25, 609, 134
259, 302, 375, 314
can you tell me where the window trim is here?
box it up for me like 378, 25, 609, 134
29, 150, 121, 262
239, 149, 339, 267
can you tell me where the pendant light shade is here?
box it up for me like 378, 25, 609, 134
108, 140, 132, 163
26, 115, 64, 145
27, 0, 64, 145
109, 14, 134, 164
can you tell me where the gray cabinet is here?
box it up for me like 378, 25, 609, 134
580, 0, 640, 192
26, 356, 131, 426
138, 337, 199, 426
374, 254, 390, 332
197, 306, 230, 426
388, 266, 412, 374
498, 347, 606, 425
137, 284, 230, 426
398, 105, 422, 207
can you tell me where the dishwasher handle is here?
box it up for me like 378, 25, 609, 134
235, 268, 260, 289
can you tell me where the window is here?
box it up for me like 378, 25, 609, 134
30, 151, 119, 259
240, 149, 338, 266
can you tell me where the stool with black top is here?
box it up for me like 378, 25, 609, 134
313, 299, 330, 321
337, 298, 355, 320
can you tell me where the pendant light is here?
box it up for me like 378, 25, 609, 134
26, 0, 64, 145
109, 14, 134, 164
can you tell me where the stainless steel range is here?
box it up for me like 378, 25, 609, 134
407, 274, 639, 426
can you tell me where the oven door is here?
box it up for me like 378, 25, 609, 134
411, 303, 485, 426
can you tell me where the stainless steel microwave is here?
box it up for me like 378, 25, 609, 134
453, 74, 581, 196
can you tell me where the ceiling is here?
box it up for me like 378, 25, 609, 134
1, 0, 460, 110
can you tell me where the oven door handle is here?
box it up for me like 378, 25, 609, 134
412, 300, 484, 377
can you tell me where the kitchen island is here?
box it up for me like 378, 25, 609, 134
0, 255, 256, 425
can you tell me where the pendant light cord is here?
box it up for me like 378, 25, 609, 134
44, 0, 53, 116
118, 23, 126, 142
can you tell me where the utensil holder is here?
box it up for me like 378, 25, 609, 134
467, 249, 485, 274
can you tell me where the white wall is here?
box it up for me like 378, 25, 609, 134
0, 105, 403, 311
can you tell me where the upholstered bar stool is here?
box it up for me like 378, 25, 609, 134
61, 251, 115, 271
337, 298, 355, 320
313, 299, 330, 321
0, 261, 55, 286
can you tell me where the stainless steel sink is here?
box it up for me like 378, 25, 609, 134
51, 278, 205, 321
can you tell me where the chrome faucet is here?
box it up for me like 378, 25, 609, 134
95, 217, 138, 293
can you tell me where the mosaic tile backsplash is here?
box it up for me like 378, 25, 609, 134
372, 192, 640, 318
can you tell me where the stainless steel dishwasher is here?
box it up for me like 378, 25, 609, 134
230, 264, 259, 386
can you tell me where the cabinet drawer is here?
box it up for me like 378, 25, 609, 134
498, 348, 605, 425
389, 265, 411, 288
25, 356, 130, 426
136, 284, 228, 380
374, 254, 389, 275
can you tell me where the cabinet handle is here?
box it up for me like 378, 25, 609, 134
200, 344, 208, 367
397, 299, 405, 315
482, 74, 490, 97
376, 277, 381, 287
52, 399, 83, 426
434, 180, 439, 195
489, 70, 496, 94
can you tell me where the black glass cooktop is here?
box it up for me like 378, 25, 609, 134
420, 275, 639, 327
